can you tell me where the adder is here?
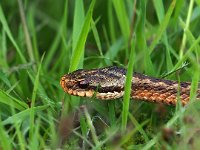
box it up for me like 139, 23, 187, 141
60, 66, 200, 105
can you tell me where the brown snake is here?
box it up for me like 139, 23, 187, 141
60, 66, 200, 105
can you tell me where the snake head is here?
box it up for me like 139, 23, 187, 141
60, 66, 126, 100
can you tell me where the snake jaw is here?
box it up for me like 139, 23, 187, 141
96, 91, 124, 100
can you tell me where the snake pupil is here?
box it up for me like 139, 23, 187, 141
78, 81, 89, 89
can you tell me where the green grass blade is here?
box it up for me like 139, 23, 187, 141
43, 2, 68, 69
119, 119, 149, 146
108, 101, 116, 126
69, 0, 85, 106
0, 30, 9, 69
0, 90, 28, 110
72, 0, 85, 51
29, 119, 40, 150
0, 70, 11, 87
69, 0, 96, 72
83, 106, 100, 147
149, 0, 176, 54
13, 116, 26, 150
136, 0, 155, 75
80, 114, 88, 137
153, 0, 173, 71
29, 54, 44, 139
129, 113, 149, 142
121, 41, 135, 131
172, 35, 200, 72
3, 105, 49, 125
43, 30, 61, 69
190, 65, 199, 102
0, 5, 26, 63
179, 0, 194, 58
91, 19, 103, 56
0, 119, 12, 150
28, 5, 40, 62
104, 38, 124, 65
107, 0, 116, 43
112, 0, 130, 40
18, 0, 34, 62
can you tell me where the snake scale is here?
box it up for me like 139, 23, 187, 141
60, 66, 200, 105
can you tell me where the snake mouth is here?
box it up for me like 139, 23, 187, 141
60, 76, 124, 100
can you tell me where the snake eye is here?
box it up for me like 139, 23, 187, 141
78, 80, 89, 89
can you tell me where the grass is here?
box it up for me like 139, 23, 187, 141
0, 0, 200, 149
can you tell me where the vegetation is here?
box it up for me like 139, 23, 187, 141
0, 0, 200, 149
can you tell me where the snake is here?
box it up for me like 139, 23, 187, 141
60, 66, 200, 105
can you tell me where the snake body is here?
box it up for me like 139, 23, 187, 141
60, 66, 200, 105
